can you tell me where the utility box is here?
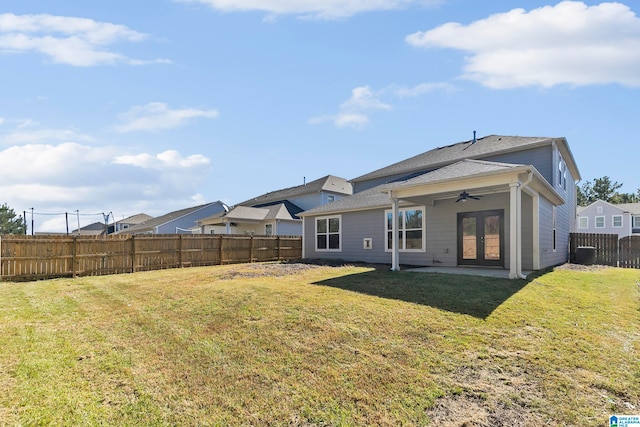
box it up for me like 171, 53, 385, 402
576, 246, 596, 265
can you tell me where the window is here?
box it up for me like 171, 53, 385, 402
612, 215, 623, 228
558, 154, 567, 190
552, 206, 557, 252
316, 216, 341, 251
634, 216, 640, 228
265, 224, 273, 236
578, 217, 588, 229
595, 216, 605, 228
327, 194, 335, 203
385, 207, 425, 251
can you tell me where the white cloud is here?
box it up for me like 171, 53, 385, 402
0, 126, 94, 145
309, 82, 453, 129
0, 142, 213, 232
114, 150, 211, 169
406, 1, 640, 88
309, 86, 391, 129
0, 13, 171, 66
392, 82, 457, 97
175, 0, 441, 20
115, 102, 219, 133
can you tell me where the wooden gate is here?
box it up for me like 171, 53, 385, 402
619, 236, 640, 269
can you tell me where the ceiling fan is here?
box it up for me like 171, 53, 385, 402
456, 190, 482, 203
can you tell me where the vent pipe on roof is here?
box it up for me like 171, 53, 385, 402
472, 130, 477, 144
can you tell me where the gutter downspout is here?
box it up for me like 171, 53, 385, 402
516, 171, 534, 279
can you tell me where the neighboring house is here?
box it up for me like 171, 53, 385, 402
198, 175, 352, 236
116, 202, 229, 235
112, 213, 153, 233
576, 200, 640, 238
299, 134, 581, 279
72, 222, 109, 236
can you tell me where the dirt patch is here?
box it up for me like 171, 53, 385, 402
215, 260, 375, 280
427, 354, 547, 427
553, 263, 610, 273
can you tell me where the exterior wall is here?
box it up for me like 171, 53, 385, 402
288, 191, 350, 211
304, 192, 523, 269
289, 193, 322, 211
521, 193, 534, 270
484, 146, 554, 184
538, 197, 568, 268
275, 220, 302, 236
156, 203, 228, 234
576, 201, 631, 238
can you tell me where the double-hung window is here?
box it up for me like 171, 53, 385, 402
612, 215, 623, 228
316, 216, 341, 251
385, 207, 425, 251
595, 216, 605, 228
578, 217, 588, 229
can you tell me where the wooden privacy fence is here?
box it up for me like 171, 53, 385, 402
0, 234, 302, 282
569, 233, 640, 268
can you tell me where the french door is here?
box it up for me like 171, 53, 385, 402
457, 210, 504, 267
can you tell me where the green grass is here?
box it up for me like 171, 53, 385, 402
0, 262, 638, 426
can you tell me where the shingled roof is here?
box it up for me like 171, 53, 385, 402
352, 134, 579, 183
300, 159, 554, 216
237, 175, 352, 207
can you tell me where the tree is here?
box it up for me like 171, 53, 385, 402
577, 176, 640, 205
0, 203, 26, 235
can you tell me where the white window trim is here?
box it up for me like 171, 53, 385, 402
315, 215, 342, 252
384, 206, 426, 252
612, 215, 623, 228
633, 216, 640, 228
578, 217, 588, 229
595, 216, 605, 228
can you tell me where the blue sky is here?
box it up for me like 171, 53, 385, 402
1, 0, 638, 232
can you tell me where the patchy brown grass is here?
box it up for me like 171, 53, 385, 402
0, 262, 638, 426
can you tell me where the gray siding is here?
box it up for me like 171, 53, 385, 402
484, 146, 554, 184
276, 221, 302, 236
305, 192, 523, 269
289, 193, 322, 211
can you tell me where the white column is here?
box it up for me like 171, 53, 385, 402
509, 183, 519, 279
391, 196, 400, 271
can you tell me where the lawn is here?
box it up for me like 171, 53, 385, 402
0, 262, 638, 426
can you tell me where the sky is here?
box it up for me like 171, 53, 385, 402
1, 0, 638, 232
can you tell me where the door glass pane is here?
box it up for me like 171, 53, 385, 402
484, 215, 500, 260
462, 217, 477, 260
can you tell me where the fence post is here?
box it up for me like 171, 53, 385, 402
277, 236, 281, 261
130, 235, 136, 273
178, 234, 183, 268
72, 236, 77, 278
250, 235, 254, 263
218, 235, 223, 265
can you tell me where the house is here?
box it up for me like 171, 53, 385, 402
112, 213, 154, 233
71, 221, 109, 236
299, 134, 581, 279
576, 200, 640, 238
197, 175, 352, 236
115, 202, 229, 235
